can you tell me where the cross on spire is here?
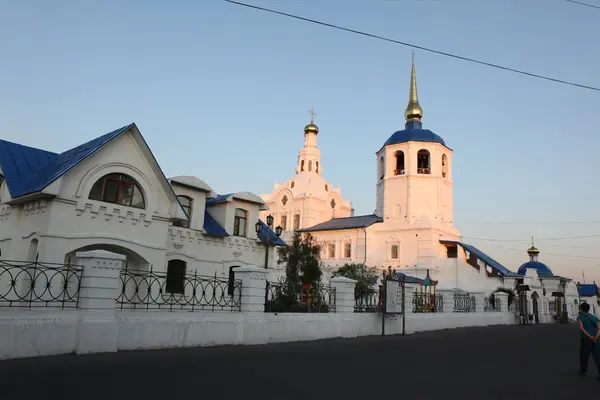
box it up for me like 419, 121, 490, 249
309, 108, 316, 123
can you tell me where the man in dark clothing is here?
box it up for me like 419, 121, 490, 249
577, 302, 600, 380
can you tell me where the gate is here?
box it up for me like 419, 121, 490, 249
381, 277, 405, 336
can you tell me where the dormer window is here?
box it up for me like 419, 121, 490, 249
233, 208, 248, 237
173, 195, 193, 228
89, 173, 145, 209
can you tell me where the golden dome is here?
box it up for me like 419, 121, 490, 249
527, 246, 540, 256
304, 122, 319, 134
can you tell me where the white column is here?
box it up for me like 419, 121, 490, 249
330, 276, 357, 313
75, 250, 125, 355
494, 292, 509, 312
437, 289, 456, 313
233, 265, 268, 313
472, 292, 485, 313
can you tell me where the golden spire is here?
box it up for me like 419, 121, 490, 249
404, 51, 424, 123
527, 236, 540, 257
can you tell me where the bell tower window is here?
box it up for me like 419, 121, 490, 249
308, 160, 313, 171
417, 149, 430, 174
442, 154, 448, 178
378, 156, 385, 180
301, 160, 305, 171
394, 151, 405, 175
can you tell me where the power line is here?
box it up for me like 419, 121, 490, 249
225, 0, 600, 92
565, 0, 600, 10
485, 244, 600, 260
462, 234, 600, 242
460, 220, 600, 225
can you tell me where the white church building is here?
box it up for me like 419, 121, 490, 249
0, 123, 286, 282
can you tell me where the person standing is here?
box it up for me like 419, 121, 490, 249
577, 302, 600, 380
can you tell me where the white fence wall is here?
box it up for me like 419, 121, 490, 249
0, 250, 517, 360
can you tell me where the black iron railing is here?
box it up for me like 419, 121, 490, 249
413, 293, 444, 313
264, 281, 336, 313
116, 267, 242, 312
484, 296, 501, 312
354, 289, 382, 313
0, 257, 83, 308
453, 293, 476, 312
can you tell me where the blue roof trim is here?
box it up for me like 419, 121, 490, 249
440, 240, 519, 277
299, 214, 383, 233
203, 211, 229, 237
517, 261, 553, 276
578, 283, 599, 297
206, 193, 233, 206
256, 220, 287, 246
0, 140, 58, 197
0, 124, 134, 198
378, 121, 448, 153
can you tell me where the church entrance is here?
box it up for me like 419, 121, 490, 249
531, 292, 540, 324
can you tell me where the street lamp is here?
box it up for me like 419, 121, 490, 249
255, 214, 282, 269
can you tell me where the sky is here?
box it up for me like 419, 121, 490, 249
1, 0, 599, 283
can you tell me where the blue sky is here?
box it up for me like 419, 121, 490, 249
1, 0, 599, 282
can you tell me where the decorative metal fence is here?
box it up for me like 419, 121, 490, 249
484, 296, 501, 312
0, 258, 83, 309
412, 293, 444, 313
264, 281, 336, 313
116, 267, 242, 312
354, 289, 382, 313
453, 293, 476, 312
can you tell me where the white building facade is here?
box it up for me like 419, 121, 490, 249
0, 123, 285, 282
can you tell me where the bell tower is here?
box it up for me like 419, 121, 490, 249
375, 54, 455, 227
296, 108, 322, 175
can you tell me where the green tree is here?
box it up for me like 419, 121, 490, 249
332, 263, 379, 296
277, 232, 323, 295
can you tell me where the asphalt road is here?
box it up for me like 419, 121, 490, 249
0, 323, 598, 399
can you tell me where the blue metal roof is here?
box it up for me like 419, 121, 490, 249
380, 121, 446, 152
256, 220, 287, 246
517, 261, 553, 276
578, 283, 599, 297
440, 240, 519, 277
206, 193, 233, 206
203, 211, 229, 237
0, 124, 134, 198
299, 214, 383, 233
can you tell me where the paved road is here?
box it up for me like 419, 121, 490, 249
0, 324, 598, 399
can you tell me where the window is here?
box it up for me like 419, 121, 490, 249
233, 208, 248, 237
228, 266, 238, 296
330, 199, 336, 209
391, 245, 399, 259
379, 156, 385, 180
328, 243, 335, 259
442, 154, 448, 178
282, 195, 288, 206
293, 214, 300, 230
166, 259, 186, 294
281, 215, 287, 230
447, 246, 458, 258
301, 160, 305, 171
417, 149, 431, 174
344, 243, 351, 258
394, 151, 405, 175
89, 173, 145, 209
308, 160, 313, 171
173, 195, 193, 228
316, 162, 319, 173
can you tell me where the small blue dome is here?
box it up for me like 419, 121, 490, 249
382, 121, 446, 148
517, 261, 553, 276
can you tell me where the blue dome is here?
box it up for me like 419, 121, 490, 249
517, 261, 553, 276
382, 121, 446, 148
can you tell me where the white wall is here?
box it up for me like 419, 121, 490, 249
0, 309, 515, 360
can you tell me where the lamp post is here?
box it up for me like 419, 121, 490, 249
255, 214, 282, 269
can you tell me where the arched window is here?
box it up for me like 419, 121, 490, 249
174, 195, 193, 228
308, 160, 313, 171
27, 239, 38, 262
233, 208, 248, 237
417, 150, 430, 174
166, 259, 186, 294
301, 160, 305, 171
89, 173, 145, 209
442, 154, 448, 178
378, 156, 385, 180
391, 245, 399, 259
394, 151, 405, 175
293, 214, 300, 230
330, 199, 336, 209
316, 161, 319, 174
